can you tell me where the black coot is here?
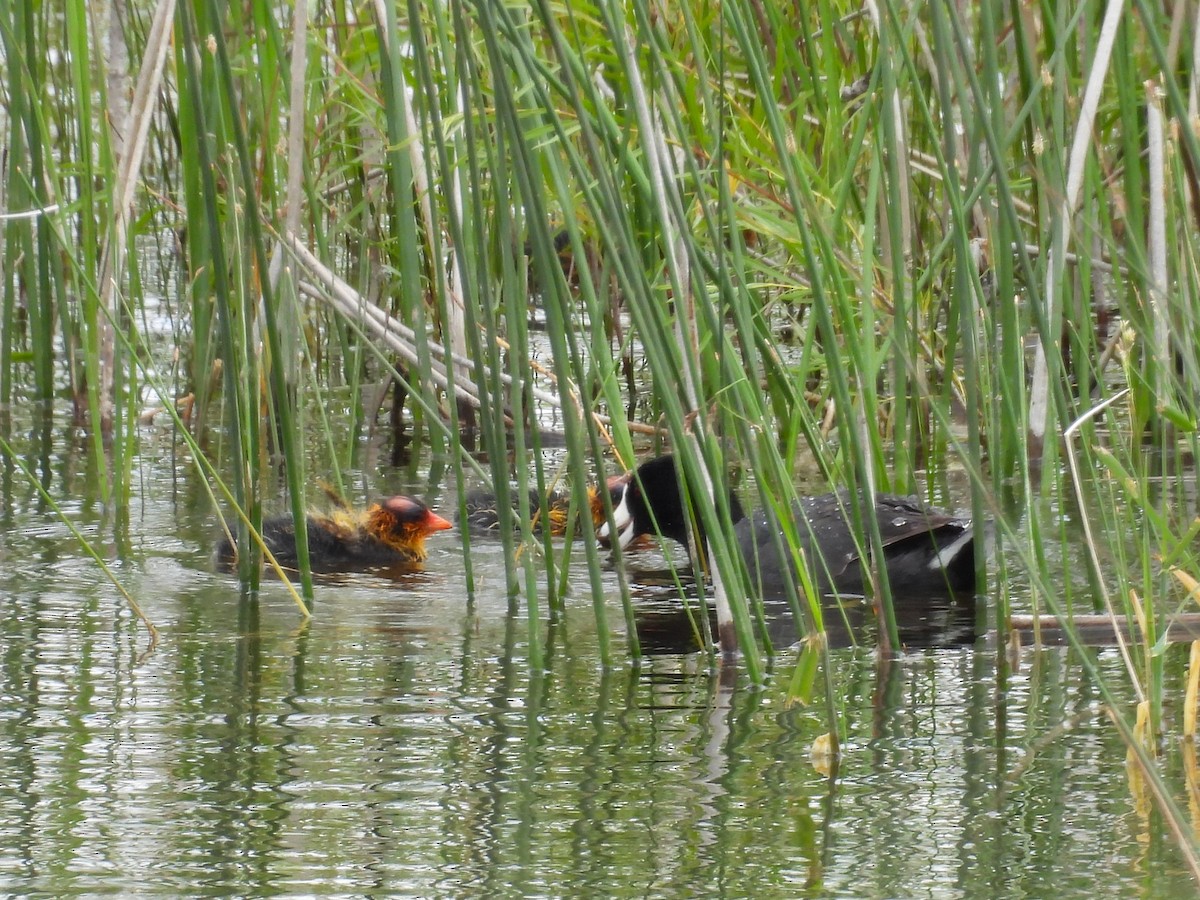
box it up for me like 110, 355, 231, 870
599, 454, 976, 598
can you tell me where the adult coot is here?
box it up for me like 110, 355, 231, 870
599, 454, 976, 598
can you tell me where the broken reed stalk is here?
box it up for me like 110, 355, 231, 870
283, 232, 662, 437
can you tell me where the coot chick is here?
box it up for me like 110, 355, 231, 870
459, 485, 604, 536
218, 495, 452, 571
599, 454, 976, 598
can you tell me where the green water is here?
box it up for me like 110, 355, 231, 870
0, 418, 1193, 897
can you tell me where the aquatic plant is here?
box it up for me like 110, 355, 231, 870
3, 0, 1200, 874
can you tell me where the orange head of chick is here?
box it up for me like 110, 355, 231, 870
358, 495, 453, 562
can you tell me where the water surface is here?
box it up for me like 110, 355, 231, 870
0, 419, 1192, 897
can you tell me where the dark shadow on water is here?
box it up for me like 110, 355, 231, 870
623, 566, 978, 655
303, 563, 438, 588
215, 558, 438, 590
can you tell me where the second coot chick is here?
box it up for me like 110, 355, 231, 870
218, 495, 452, 571
599, 455, 976, 598
459, 485, 608, 536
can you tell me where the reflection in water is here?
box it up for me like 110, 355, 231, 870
623, 564, 977, 655
0, 561, 1192, 896
0, 435, 1194, 897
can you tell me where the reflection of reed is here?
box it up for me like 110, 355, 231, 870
1182, 738, 1200, 845
1124, 701, 1153, 846
1184, 641, 1200, 847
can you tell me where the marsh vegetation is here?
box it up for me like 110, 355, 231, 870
4, 0, 1200, 887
